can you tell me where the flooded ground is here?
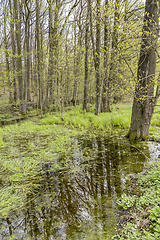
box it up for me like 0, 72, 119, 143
0, 133, 159, 240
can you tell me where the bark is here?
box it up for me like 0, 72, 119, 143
95, 0, 101, 115
127, 0, 159, 140
47, 0, 54, 105
36, 0, 42, 108
44, 1, 54, 107
26, 20, 31, 102
60, 71, 64, 120
89, 0, 101, 115
25, 1, 31, 101
72, 15, 81, 107
107, 0, 120, 111
89, 0, 96, 66
101, 0, 110, 112
83, 3, 89, 111
9, 0, 17, 102
72, 0, 82, 107
72, 20, 77, 106
34, 36, 38, 97
54, 0, 59, 106
64, 31, 69, 106
4, 8, 12, 103
40, 22, 44, 105
23, 3, 31, 102
13, 0, 26, 113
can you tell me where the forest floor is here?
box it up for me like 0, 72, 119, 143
0, 96, 160, 139
0, 100, 160, 239
113, 159, 160, 240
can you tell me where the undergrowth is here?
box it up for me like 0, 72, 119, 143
40, 103, 132, 131
113, 159, 160, 240
0, 120, 83, 217
39, 103, 160, 137
0, 102, 160, 227
0, 103, 132, 217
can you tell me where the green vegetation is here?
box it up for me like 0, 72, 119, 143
114, 159, 160, 240
0, 102, 132, 218
0, 101, 160, 137
0, 119, 82, 217
0, 0, 160, 237
40, 104, 132, 130
0, 102, 160, 239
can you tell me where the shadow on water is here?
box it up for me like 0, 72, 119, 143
0, 134, 158, 240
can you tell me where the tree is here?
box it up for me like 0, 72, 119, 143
107, 0, 120, 111
24, 0, 31, 102
127, 0, 159, 140
3, 7, 12, 103
83, 0, 89, 111
14, 0, 26, 113
9, 0, 17, 102
95, 0, 101, 115
36, 0, 42, 109
101, 0, 109, 112
43, 0, 54, 108
0, 0, 152, 118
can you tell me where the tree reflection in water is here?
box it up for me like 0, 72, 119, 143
0, 136, 149, 239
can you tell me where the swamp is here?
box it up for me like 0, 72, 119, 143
0, 103, 160, 240
0, 0, 160, 239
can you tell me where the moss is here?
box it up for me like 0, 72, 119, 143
126, 130, 139, 140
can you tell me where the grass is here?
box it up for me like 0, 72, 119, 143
150, 101, 160, 140
39, 102, 160, 138
39, 103, 132, 131
113, 159, 160, 240
0, 103, 132, 218
0, 99, 159, 138
0, 119, 84, 217
38, 102, 160, 142
0, 102, 159, 240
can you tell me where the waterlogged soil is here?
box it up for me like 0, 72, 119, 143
0, 132, 160, 240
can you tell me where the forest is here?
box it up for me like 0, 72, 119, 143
0, 0, 160, 239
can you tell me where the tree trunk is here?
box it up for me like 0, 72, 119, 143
83, 3, 89, 111
89, 0, 101, 115
42, 2, 54, 109
101, 0, 110, 112
13, 0, 26, 113
95, 0, 101, 115
64, 31, 69, 106
107, 0, 120, 111
4, 8, 12, 103
25, 4, 31, 102
72, 2, 82, 107
9, 0, 17, 102
72, 17, 78, 107
40, 22, 44, 105
127, 0, 159, 140
47, 0, 54, 106
36, 0, 42, 108
54, 0, 59, 107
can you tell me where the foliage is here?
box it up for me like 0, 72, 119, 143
0, 102, 160, 238
40, 103, 132, 131
0, 119, 84, 217
114, 160, 160, 240
0, 103, 133, 219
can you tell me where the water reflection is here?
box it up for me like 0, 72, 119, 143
0, 135, 154, 239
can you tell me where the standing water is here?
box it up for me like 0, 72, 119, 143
0, 134, 159, 240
